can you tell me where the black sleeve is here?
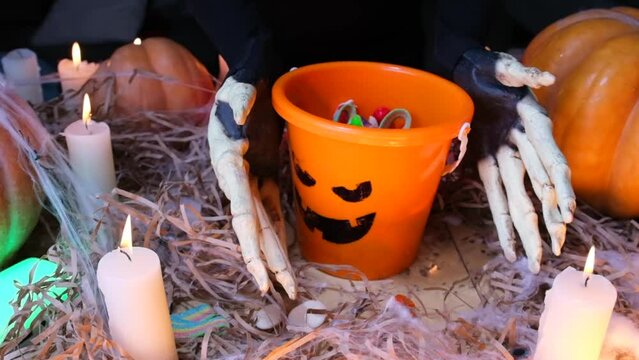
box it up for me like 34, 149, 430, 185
185, 0, 272, 84
425, 0, 492, 78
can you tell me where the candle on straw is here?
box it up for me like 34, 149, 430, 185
97, 215, 177, 360
63, 94, 116, 196
57, 42, 99, 94
1, 48, 43, 104
534, 246, 617, 360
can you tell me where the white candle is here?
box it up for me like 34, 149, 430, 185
97, 215, 177, 360
1, 48, 43, 104
534, 246, 617, 360
57, 42, 99, 94
63, 94, 116, 196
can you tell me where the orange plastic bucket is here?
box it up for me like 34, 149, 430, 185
272, 61, 473, 280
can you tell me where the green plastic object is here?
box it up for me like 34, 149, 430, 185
0, 257, 64, 344
348, 114, 364, 127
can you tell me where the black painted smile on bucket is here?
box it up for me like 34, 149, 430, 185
294, 187, 376, 244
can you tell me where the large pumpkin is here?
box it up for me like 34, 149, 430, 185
0, 89, 43, 266
523, 7, 639, 218
93, 37, 214, 123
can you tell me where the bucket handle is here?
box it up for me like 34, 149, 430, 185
442, 122, 471, 176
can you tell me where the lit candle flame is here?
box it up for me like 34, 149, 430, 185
583, 245, 595, 285
133, 37, 142, 45
119, 215, 133, 256
82, 93, 92, 127
72, 42, 81, 68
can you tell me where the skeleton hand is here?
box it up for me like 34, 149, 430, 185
208, 76, 296, 299
453, 48, 576, 273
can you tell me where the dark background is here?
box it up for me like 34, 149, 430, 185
2, 0, 637, 81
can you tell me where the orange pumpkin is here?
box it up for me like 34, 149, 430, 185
523, 7, 639, 218
93, 37, 214, 123
0, 90, 43, 266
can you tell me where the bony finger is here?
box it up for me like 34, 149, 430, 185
544, 160, 576, 223
232, 213, 270, 295
213, 150, 250, 200
529, 70, 555, 88
549, 221, 567, 256
495, 146, 543, 273
216, 76, 257, 126
510, 128, 566, 255
512, 67, 555, 89
516, 95, 575, 223
212, 158, 267, 294
516, 213, 543, 274
507, 65, 555, 88
229, 83, 256, 125
560, 196, 577, 224
527, 251, 542, 274
495, 52, 555, 88
252, 183, 297, 300
554, 167, 577, 223
541, 185, 567, 256
477, 156, 517, 262
515, 211, 544, 273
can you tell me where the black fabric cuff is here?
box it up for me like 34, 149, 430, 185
186, 0, 272, 84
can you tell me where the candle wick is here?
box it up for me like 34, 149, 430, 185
584, 276, 591, 287
119, 249, 132, 262
83, 121, 93, 135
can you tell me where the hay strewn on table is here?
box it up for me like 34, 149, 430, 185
0, 75, 637, 359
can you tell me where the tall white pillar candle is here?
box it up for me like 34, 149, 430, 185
57, 42, 99, 94
534, 247, 617, 360
63, 94, 116, 196
1, 48, 43, 104
97, 215, 177, 360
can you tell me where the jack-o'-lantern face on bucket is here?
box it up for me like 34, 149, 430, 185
292, 154, 376, 244
272, 61, 474, 279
